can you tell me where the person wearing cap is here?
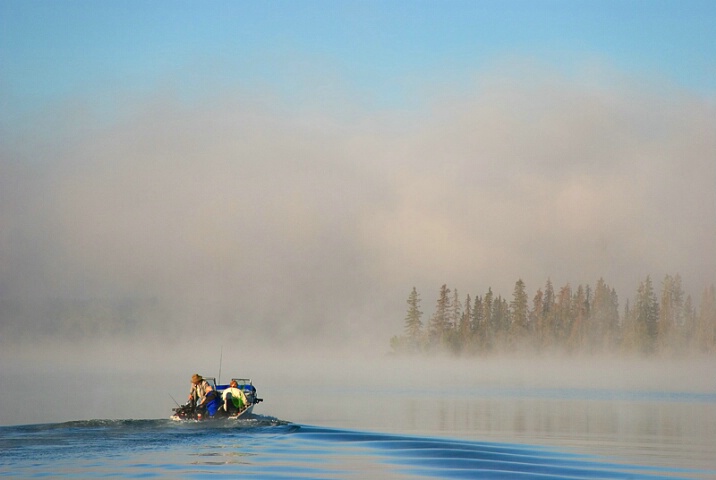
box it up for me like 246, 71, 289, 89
188, 374, 213, 407
222, 380, 248, 415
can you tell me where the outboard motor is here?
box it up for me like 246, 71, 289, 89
172, 403, 196, 420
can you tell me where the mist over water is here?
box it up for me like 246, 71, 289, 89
2, 340, 716, 477
2, 337, 714, 423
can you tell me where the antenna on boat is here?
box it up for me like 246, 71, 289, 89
218, 346, 223, 386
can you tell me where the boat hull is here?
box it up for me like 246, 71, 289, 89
170, 402, 256, 421
227, 403, 254, 419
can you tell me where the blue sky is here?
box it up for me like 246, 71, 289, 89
2, 0, 715, 120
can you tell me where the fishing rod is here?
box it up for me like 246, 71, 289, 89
218, 346, 223, 386
168, 393, 181, 407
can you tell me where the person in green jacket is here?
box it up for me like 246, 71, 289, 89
222, 379, 248, 414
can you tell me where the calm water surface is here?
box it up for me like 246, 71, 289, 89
2, 385, 715, 479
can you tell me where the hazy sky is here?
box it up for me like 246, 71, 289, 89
1, 1, 715, 345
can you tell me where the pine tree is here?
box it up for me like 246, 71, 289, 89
460, 295, 472, 343
609, 287, 620, 346
471, 295, 485, 353
657, 274, 685, 354
429, 284, 451, 349
555, 284, 573, 347
621, 296, 644, 354
492, 296, 510, 350
567, 285, 588, 352
446, 289, 464, 354
482, 288, 494, 351
541, 279, 556, 349
403, 287, 423, 352
509, 279, 529, 345
590, 278, 619, 352
450, 289, 462, 333
622, 276, 660, 354
636, 276, 659, 353
622, 299, 633, 352
544, 279, 555, 313
531, 288, 544, 351
695, 285, 716, 353
683, 294, 696, 349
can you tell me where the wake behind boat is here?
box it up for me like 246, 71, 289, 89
171, 377, 263, 421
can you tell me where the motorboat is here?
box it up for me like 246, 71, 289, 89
171, 377, 263, 421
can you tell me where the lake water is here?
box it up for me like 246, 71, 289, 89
1, 350, 715, 478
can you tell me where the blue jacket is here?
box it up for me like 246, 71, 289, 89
202, 390, 221, 417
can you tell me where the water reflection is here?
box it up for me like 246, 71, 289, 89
3, 356, 715, 476
269, 385, 716, 473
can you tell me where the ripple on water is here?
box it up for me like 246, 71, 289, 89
0, 418, 713, 479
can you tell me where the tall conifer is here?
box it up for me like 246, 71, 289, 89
403, 287, 423, 351
510, 279, 529, 343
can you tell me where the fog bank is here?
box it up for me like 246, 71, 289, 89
2, 67, 715, 349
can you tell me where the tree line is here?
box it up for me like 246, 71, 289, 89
390, 275, 716, 356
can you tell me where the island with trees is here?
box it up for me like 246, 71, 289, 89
391, 275, 716, 356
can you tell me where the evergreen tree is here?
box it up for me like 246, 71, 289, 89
610, 287, 620, 344
446, 294, 472, 355
445, 289, 464, 354
683, 294, 696, 348
541, 279, 556, 349
450, 289, 462, 332
567, 285, 588, 352
622, 276, 659, 354
590, 278, 619, 352
696, 285, 716, 353
471, 295, 485, 353
555, 284, 573, 347
509, 279, 529, 345
657, 274, 685, 353
429, 284, 451, 349
459, 295, 472, 343
543, 279, 555, 314
621, 297, 643, 354
635, 276, 659, 353
403, 287, 423, 352
482, 288, 494, 351
531, 288, 544, 351
492, 296, 510, 350
622, 298, 631, 349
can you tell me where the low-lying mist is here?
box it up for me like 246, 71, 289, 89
2, 337, 714, 427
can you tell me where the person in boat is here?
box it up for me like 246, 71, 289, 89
188, 374, 212, 407
197, 383, 221, 418
222, 379, 248, 415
